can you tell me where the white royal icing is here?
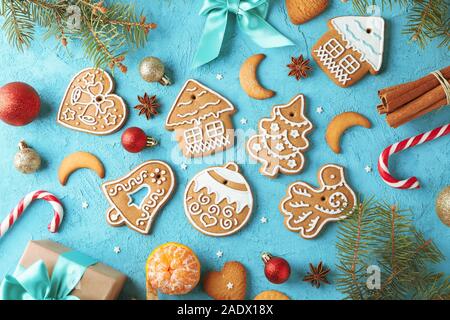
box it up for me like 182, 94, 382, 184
331, 16, 385, 71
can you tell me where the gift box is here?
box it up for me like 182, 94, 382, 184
0, 240, 127, 300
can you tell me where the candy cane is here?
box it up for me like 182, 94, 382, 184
378, 124, 450, 189
0, 190, 64, 238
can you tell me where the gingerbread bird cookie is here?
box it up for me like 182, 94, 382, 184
280, 164, 356, 239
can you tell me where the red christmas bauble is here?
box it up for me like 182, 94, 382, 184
121, 127, 148, 153
262, 253, 291, 284
0, 82, 41, 126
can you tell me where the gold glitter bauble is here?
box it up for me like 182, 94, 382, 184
436, 186, 450, 226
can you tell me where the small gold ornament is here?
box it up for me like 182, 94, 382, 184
436, 186, 450, 226
14, 140, 41, 174
139, 57, 171, 86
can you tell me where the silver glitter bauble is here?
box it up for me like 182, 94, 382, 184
139, 57, 171, 86
436, 186, 450, 227
14, 140, 41, 174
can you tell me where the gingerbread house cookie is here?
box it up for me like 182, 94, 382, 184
312, 16, 385, 88
165, 80, 236, 158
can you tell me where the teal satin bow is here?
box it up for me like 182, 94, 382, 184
0, 251, 97, 300
192, 0, 294, 68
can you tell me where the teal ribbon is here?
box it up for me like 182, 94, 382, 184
0, 251, 97, 300
192, 0, 294, 68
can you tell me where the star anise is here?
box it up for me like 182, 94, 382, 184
303, 261, 330, 288
134, 93, 160, 120
287, 54, 312, 80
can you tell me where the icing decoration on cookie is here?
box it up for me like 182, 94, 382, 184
280, 164, 356, 239
57, 68, 127, 135
246, 95, 313, 178
102, 160, 175, 234
184, 162, 253, 237
312, 16, 385, 88
165, 79, 236, 158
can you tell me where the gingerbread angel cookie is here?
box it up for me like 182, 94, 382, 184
247, 95, 313, 178
102, 161, 175, 234
166, 79, 236, 158
312, 16, 385, 87
184, 162, 253, 237
58, 68, 127, 135
280, 164, 356, 239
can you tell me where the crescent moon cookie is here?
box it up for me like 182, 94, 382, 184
239, 54, 275, 100
280, 164, 357, 239
312, 16, 385, 87
325, 111, 372, 154
58, 151, 105, 185
166, 79, 236, 158
102, 160, 175, 235
184, 162, 253, 237
246, 94, 313, 178
57, 68, 127, 135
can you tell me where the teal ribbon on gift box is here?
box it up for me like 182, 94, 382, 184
192, 0, 294, 68
0, 250, 97, 300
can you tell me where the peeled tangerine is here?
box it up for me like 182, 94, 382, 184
146, 242, 201, 299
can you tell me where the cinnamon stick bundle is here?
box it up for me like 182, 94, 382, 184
377, 65, 450, 128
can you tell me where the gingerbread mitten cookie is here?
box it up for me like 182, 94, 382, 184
165, 79, 236, 158
312, 16, 385, 87
58, 68, 127, 134
102, 160, 175, 234
184, 162, 253, 237
247, 94, 313, 178
280, 164, 356, 239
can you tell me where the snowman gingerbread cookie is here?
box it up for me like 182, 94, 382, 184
184, 162, 253, 237
57, 68, 127, 135
312, 16, 385, 87
102, 160, 175, 234
247, 94, 313, 178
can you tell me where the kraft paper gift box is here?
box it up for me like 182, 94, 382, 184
1, 240, 127, 300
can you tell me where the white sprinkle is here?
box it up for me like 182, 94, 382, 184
365, 165, 372, 173
181, 163, 188, 170
114, 246, 121, 254
216, 74, 224, 80
216, 250, 223, 258
226, 282, 234, 290
260, 217, 268, 224
81, 201, 89, 209
240, 118, 248, 125
316, 107, 324, 114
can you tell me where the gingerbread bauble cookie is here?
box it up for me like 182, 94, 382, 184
57, 68, 127, 135
312, 16, 385, 88
280, 164, 356, 239
165, 79, 236, 158
247, 94, 313, 178
184, 162, 253, 237
102, 160, 175, 234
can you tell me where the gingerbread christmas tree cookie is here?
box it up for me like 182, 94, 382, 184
166, 79, 236, 158
58, 68, 127, 135
312, 16, 385, 88
246, 94, 313, 178
280, 164, 356, 239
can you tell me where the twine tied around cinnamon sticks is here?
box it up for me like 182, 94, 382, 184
377, 65, 450, 128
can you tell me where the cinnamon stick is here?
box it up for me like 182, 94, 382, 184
378, 65, 450, 114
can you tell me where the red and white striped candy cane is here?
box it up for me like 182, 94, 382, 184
0, 190, 64, 238
378, 123, 450, 190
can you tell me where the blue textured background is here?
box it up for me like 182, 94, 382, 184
0, 0, 449, 300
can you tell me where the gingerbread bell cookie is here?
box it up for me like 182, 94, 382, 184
280, 164, 356, 239
102, 160, 175, 234
312, 16, 385, 88
247, 94, 313, 178
166, 79, 236, 158
184, 162, 253, 237
58, 68, 127, 134
204, 261, 247, 300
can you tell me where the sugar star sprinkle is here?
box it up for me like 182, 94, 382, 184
316, 107, 324, 114
365, 165, 372, 173
216, 250, 223, 258
113, 246, 121, 254
81, 201, 89, 209
240, 118, 248, 125
260, 216, 268, 224
216, 74, 224, 80
226, 282, 234, 290
180, 163, 188, 170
